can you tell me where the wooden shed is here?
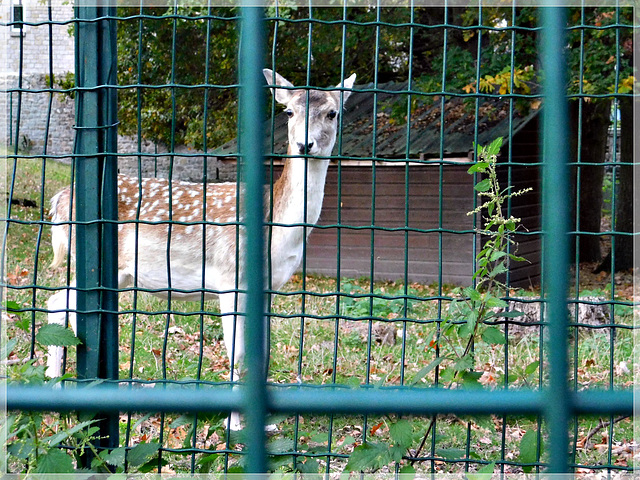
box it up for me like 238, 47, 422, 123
215, 82, 542, 287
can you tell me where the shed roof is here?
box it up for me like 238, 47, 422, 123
213, 81, 541, 160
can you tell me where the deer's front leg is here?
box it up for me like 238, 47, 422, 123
45, 281, 77, 379
219, 291, 245, 431
219, 292, 273, 431
219, 291, 246, 381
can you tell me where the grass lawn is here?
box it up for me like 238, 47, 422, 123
3, 156, 637, 474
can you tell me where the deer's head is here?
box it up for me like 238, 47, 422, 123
263, 69, 356, 157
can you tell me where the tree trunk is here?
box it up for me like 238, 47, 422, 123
570, 99, 611, 263
595, 96, 634, 272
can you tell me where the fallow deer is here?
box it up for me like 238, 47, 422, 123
45, 69, 356, 430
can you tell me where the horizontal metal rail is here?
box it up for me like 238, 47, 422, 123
6, 384, 634, 417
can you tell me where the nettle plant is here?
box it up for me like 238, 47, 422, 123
346, 137, 533, 474
438, 136, 532, 386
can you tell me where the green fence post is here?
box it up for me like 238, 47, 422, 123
541, 6, 571, 474
239, 4, 268, 475
74, 0, 119, 454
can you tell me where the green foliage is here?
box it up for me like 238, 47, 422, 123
117, 6, 239, 149
340, 282, 415, 320
4, 315, 165, 474
345, 420, 414, 472
112, 6, 631, 149
343, 138, 531, 473
566, 8, 634, 96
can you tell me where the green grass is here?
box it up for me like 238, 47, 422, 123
3, 158, 636, 475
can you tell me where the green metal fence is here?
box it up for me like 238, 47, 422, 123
2, 1, 636, 476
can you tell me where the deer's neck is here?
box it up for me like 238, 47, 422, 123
267, 149, 330, 289
272, 149, 330, 227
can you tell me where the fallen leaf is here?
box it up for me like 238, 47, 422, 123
370, 422, 384, 436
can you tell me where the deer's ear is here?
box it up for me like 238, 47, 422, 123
334, 73, 356, 107
263, 69, 296, 105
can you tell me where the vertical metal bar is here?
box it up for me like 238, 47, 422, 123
540, 6, 571, 474
74, 0, 119, 452
239, 4, 267, 474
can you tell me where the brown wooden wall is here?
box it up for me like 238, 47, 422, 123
500, 118, 542, 288
298, 164, 481, 285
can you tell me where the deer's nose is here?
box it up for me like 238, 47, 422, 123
297, 142, 314, 154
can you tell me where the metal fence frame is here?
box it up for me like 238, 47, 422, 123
3, 1, 636, 475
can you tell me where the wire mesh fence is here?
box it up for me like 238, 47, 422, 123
1, 1, 637, 476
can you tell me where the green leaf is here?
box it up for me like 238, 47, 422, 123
467, 162, 489, 174
458, 319, 475, 338
399, 463, 416, 479
389, 419, 413, 448
481, 327, 507, 345
518, 429, 541, 473
35, 448, 75, 473
461, 370, 484, 388
509, 254, 527, 262
410, 356, 446, 385
435, 448, 466, 460
45, 419, 99, 447
454, 355, 474, 372
197, 453, 219, 473
297, 457, 320, 474
36, 323, 81, 347
15, 317, 30, 332
267, 438, 295, 454
465, 461, 496, 480
525, 360, 540, 375
6, 301, 22, 312
182, 421, 196, 449
126, 442, 160, 467
487, 137, 503, 156
489, 250, 508, 262
345, 442, 391, 472
484, 295, 508, 309
2, 338, 17, 359
169, 414, 192, 429
138, 455, 167, 473
439, 367, 456, 384
389, 444, 405, 463
474, 178, 492, 192
102, 446, 127, 468
487, 262, 508, 279
463, 286, 482, 302
337, 434, 356, 447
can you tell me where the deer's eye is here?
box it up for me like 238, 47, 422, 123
327, 110, 338, 120
285, 109, 294, 118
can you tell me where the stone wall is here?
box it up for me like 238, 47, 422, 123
4, 73, 237, 182
4, 74, 75, 157
1, 1, 75, 77
1, 2, 239, 183
116, 139, 237, 183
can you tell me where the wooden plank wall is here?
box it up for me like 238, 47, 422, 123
299, 164, 481, 285
498, 119, 543, 288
